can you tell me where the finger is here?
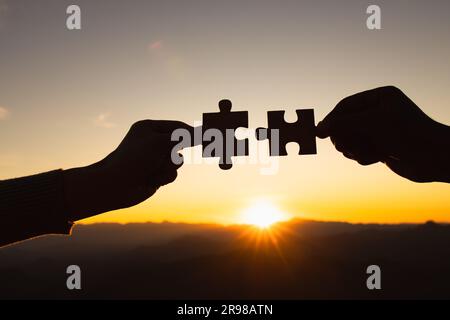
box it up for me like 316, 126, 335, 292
150, 121, 201, 150
342, 148, 381, 165
170, 125, 203, 150
147, 120, 195, 135
317, 87, 383, 138
327, 88, 380, 119
354, 155, 381, 166
152, 132, 191, 153
331, 134, 383, 165
129, 120, 195, 145
151, 120, 198, 151
319, 109, 378, 139
317, 110, 369, 139
316, 120, 332, 139
144, 134, 186, 173
343, 151, 356, 160
342, 152, 379, 165
154, 166, 178, 187
151, 133, 176, 153
384, 158, 427, 182
167, 152, 184, 169
157, 152, 183, 175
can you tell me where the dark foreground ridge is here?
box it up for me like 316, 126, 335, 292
0, 219, 449, 299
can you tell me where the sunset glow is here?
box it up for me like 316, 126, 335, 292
0, 1, 449, 227
241, 200, 289, 229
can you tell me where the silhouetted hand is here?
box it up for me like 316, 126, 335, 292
63, 120, 192, 221
317, 86, 450, 183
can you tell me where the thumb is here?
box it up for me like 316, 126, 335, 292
316, 119, 331, 139
317, 111, 376, 139
384, 157, 429, 183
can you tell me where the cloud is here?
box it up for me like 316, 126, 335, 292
147, 40, 188, 80
148, 40, 163, 51
0, 106, 9, 120
93, 113, 115, 128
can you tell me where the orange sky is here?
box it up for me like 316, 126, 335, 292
0, 0, 449, 225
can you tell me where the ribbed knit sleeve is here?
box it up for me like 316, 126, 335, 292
0, 170, 74, 247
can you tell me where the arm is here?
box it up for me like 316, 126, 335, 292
0, 120, 191, 247
0, 170, 70, 247
317, 86, 450, 183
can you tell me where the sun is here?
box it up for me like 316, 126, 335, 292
241, 199, 288, 229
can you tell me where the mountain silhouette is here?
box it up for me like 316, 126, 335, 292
0, 219, 449, 299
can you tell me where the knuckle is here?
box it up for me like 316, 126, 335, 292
176, 154, 184, 165
170, 153, 184, 166
335, 144, 344, 152
338, 91, 364, 107
336, 96, 353, 109
168, 170, 178, 182
131, 120, 152, 131
343, 152, 355, 160
380, 85, 402, 96
152, 134, 171, 148
357, 159, 369, 166
357, 158, 375, 166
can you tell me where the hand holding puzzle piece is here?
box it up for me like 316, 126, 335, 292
185, 99, 317, 169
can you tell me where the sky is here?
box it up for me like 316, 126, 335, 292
0, 0, 449, 225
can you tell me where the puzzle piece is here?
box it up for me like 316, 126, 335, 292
256, 109, 317, 156
202, 99, 249, 170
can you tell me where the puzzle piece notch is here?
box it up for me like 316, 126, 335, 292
202, 99, 249, 170
256, 109, 317, 156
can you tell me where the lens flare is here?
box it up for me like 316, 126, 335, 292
241, 199, 288, 229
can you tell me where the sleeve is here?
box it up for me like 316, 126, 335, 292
0, 170, 74, 247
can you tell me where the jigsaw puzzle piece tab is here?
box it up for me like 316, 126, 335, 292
256, 109, 317, 156
202, 99, 249, 170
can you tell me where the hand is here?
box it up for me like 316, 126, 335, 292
317, 86, 450, 183
63, 120, 193, 221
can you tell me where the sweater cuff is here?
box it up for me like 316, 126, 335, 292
0, 170, 74, 242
